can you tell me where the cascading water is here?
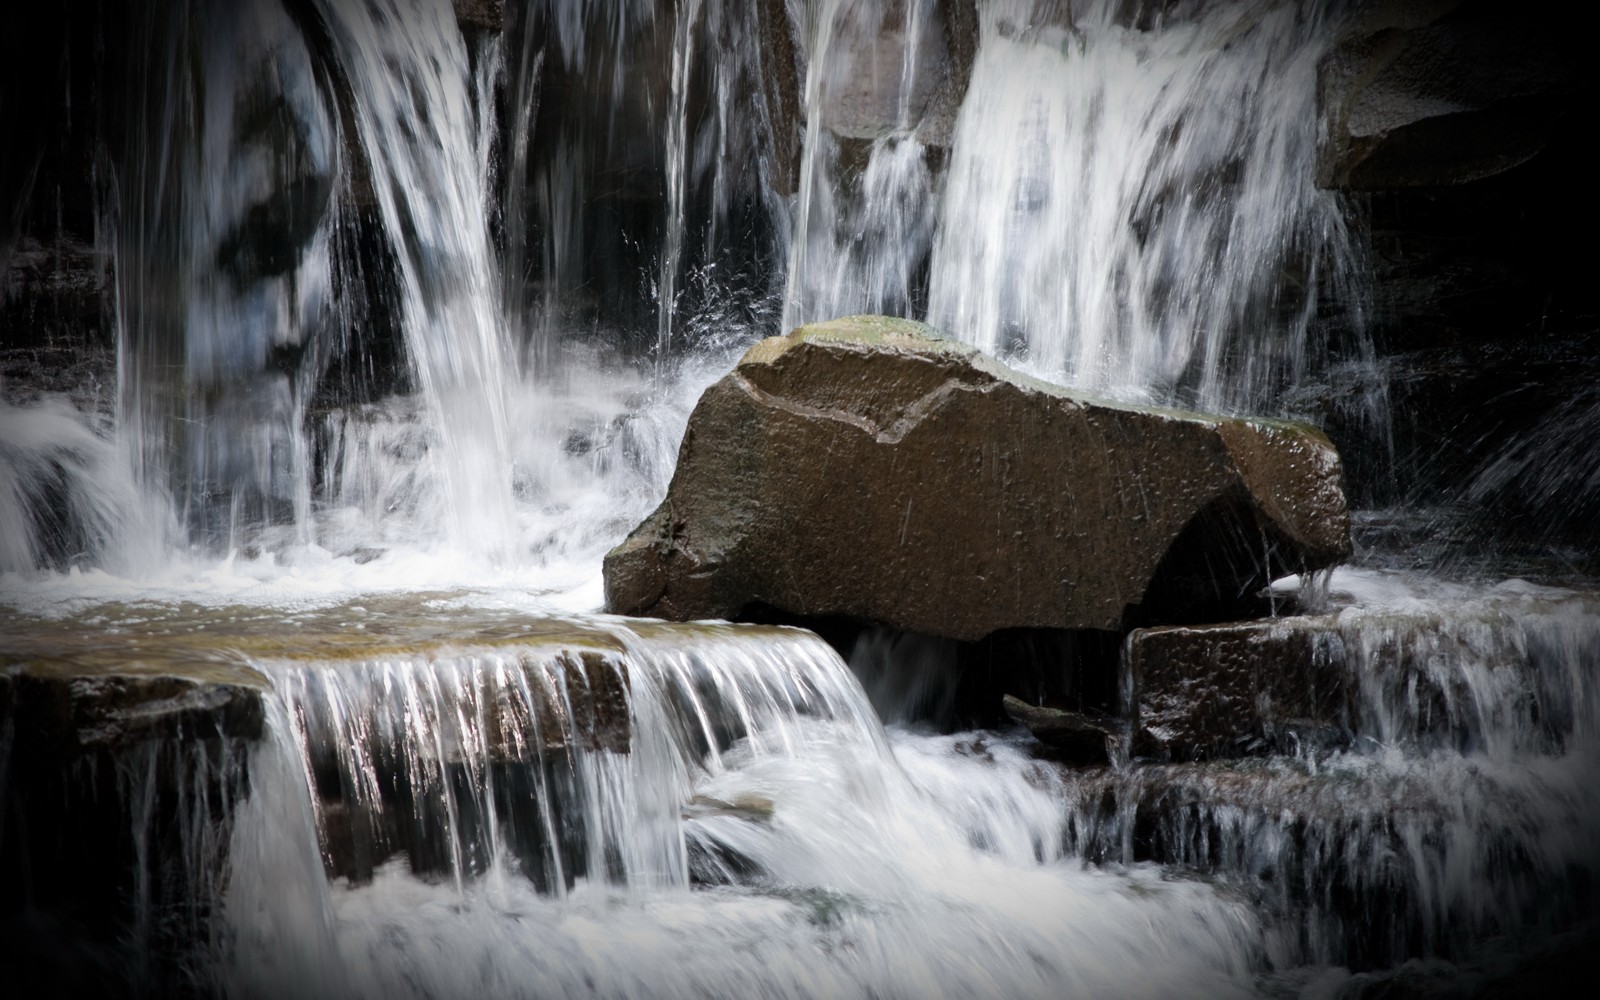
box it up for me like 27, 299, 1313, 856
934, 0, 1363, 410
196, 621, 1263, 999
0, 394, 169, 574
783, 0, 1369, 413
1064, 571, 1600, 973
2, 1, 1595, 997
309, 0, 521, 557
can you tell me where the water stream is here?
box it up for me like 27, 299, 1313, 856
1, 0, 1593, 996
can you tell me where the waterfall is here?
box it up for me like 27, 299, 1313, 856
237, 624, 882, 900
8, 0, 1371, 574
2, 3, 1594, 998
205, 622, 1263, 999
1065, 573, 1600, 969
785, 0, 1367, 413
109, 0, 339, 548
310, 0, 520, 557
657, 0, 705, 364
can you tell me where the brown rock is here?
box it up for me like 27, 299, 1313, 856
1001, 693, 1119, 763
0, 664, 270, 756
604, 315, 1351, 639
1126, 618, 1347, 761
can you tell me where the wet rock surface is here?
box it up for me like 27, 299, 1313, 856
813, 0, 974, 148
1059, 752, 1600, 972
0, 601, 644, 960
1126, 581, 1599, 761
2, 603, 848, 902
1318, 1, 1584, 190
0, 659, 263, 995
0, 599, 641, 760
300, 640, 632, 888
453, 0, 504, 33
1051, 582, 1600, 974
1128, 618, 1343, 761
0, 667, 268, 755
1000, 694, 1119, 764
605, 315, 1351, 639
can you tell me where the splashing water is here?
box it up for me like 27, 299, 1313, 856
1067, 569, 1600, 970
8, 0, 1369, 584
0, 395, 170, 575
206, 623, 1264, 1000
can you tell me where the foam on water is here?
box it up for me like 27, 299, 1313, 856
0, 335, 742, 616
0, 395, 171, 577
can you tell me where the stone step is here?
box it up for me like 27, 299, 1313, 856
1125, 578, 1600, 762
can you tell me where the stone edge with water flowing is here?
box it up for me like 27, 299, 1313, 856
0, 611, 898, 994
0, 606, 637, 969
605, 315, 1352, 639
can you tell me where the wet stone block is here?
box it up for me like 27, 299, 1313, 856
1127, 619, 1353, 761
461, 649, 633, 762
295, 647, 633, 888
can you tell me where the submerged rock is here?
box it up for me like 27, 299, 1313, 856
1001, 693, 1120, 764
605, 315, 1350, 639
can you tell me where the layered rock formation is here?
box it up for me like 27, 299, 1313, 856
0, 603, 640, 965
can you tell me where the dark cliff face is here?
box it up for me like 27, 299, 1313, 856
1, 2, 118, 353
1297, 0, 1596, 571
1314, 0, 1594, 360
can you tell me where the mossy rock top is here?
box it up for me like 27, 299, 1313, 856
742, 314, 1335, 441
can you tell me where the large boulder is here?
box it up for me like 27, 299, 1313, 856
605, 315, 1350, 640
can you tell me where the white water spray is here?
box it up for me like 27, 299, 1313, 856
313, 0, 520, 558
212, 623, 1264, 1000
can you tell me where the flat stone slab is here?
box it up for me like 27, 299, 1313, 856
606, 315, 1351, 639
1126, 579, 1600, 761
0, 598, 640, 756
0, 599, 840, 893
1001, 693, 1120, 763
